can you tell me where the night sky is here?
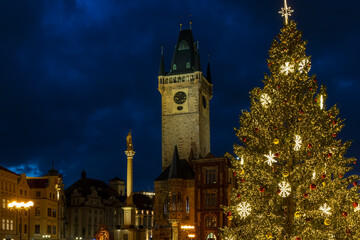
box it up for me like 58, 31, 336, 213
0, 0, 359, 192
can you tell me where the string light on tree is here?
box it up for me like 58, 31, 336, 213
320, 95, 324, 110
294, 135, 302, 151
237, 202, 252, 219
264, 151, 277, 166
260, 93, 271, 108
278, 181, 291, 197
240, 156, 244, 165
280, 62, 295, 75
312, 170, 316, 180
319, 203, 332, 215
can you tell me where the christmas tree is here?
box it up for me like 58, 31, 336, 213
221, 1, 360, 239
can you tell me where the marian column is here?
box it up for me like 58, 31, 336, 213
125, 131, 135, 205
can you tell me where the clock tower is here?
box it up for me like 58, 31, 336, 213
158, 28, 213, 171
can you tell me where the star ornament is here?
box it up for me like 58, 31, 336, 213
280, 62, 295, 75
299, 59, 311, 73
278, 181, 291, 197
264, 151, 277, 166
237, 202, 252, 219
319, 203, 331, 215
260, 93, 271, 108
294, 135, 302, 151
278, 0, 294, 25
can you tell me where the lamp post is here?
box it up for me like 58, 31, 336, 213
8, 201, 34, 240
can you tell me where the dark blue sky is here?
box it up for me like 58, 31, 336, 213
0, 0, 359, 191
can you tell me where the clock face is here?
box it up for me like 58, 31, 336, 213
174, 91, 187, 104
202, 95, 207, 108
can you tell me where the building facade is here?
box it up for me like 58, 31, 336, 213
154, 28, 234, 240
0, 166, 65, 240
64, 171, 125, 240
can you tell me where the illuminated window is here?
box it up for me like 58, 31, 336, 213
178, 40, 189, 50
211, 216, 217, 227
205, 216, 211, 227
173, 64, 177, 70
6, 219, 9, 230
2, 219, 5, 230
206, 169, 217, 184
2, 199, 5, 208
186, 197, 190, 214
186, 62, 190, 68
206, 233, 217, 240
10, 220, 13, 230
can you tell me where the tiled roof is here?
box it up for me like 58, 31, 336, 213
0, 166, 18, 176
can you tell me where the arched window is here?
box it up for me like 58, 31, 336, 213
172, 193, 176, 211
206, 233, 217, 240
211, 215, 217, 227
186, 197, 190, 214
205, 216, 211, 227
178, 40, 189, 50
182, 76, 185, 82
173, 64, 177, 70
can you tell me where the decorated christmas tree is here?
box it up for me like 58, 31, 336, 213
221, 1, 360, 239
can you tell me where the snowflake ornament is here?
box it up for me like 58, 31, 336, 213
299, 59, 311, 73
260, 93, 271, 108
319, 203, 332, 215
280, 62, 295, 75
237, 202, 252, 219
294, 135, 302, 151
355, 205, 360, 213
278, 181, 291, 197
264, 151, 277, 166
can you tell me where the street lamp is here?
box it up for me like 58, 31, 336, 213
42, 235, 51, 239
8, 201, 34, 240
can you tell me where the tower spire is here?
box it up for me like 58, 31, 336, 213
279, 0, 294, 25
159, 46, 165, 76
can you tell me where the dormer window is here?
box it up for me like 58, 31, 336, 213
178, 40, 189, 50
186, 62, 190, 68
173, 64, 177, 70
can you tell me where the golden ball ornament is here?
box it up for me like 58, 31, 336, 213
295, 212, 301, 218
266, 233, 272, 239
283, 171, 289, 177
273, 139, 280, 145
311, 119, 316, 124
324, 219, 331, 225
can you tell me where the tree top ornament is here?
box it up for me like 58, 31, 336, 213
279, 0, 294, 25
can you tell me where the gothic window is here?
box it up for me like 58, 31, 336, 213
206, 233, 217, 240
182, 76, 185, 82
205, 216, 211, 227
178, 40, 189, 50
172, 193, 176, 211
186, 197, 190, 214
186, 62, 190, 68
211, 215, 217, 227
173, 64, 177, 70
